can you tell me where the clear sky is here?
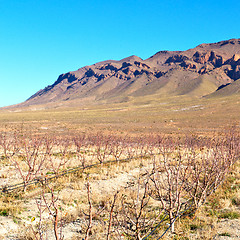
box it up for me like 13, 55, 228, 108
0, 0, 239, 107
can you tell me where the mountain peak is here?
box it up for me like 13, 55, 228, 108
120, 55, 143, 62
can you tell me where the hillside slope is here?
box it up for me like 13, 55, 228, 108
16, 38, 240, 108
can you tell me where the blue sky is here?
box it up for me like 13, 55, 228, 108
0, 0, 239, 107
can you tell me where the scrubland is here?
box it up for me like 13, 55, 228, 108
0, 128, 239, 239
0, 96, 240, 239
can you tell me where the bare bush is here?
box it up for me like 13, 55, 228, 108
186, 136, 239, 209
73, 134, 87, 167
0, 131, 20, 160
30, 185, 64, 240
91, 133, 112, 164
149, 146, 191, 233
45, 137, 73, 175
115, 175, 161, 240
11, 136, 47, 191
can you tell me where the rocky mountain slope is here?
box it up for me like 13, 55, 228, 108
20, 38, 240, 108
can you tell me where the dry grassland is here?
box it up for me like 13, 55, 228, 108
0, 95, 239, 239
1, 95, 240, 136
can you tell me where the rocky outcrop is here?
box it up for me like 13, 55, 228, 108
198, 66, 209, 74
193, 51, 211, 64
224, 54, 240, 66
53, 73, 79, 86
134, 61, 150, 69
225, 65, 240, 80
192, 51, 223, 66
180, 61, 197, 70
154, 71, 164, 78
99, 63, 119, 71
208, 51, 224, 67
165, 54, 189, 64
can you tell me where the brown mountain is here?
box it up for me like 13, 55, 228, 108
18, 38, 240, 108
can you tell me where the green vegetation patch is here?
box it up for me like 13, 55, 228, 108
0, 209, 9, 216
218, 232, 231, 237
218, 210, 240, 219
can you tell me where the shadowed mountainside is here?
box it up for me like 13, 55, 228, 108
12, 38, 240, 108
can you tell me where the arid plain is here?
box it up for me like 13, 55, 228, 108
0, 39, 240, 239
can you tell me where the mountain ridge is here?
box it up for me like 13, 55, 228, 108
10, 38, 240, 109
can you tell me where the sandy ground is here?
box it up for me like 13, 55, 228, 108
0, 165, 143, 239
213, 219, 240, 240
